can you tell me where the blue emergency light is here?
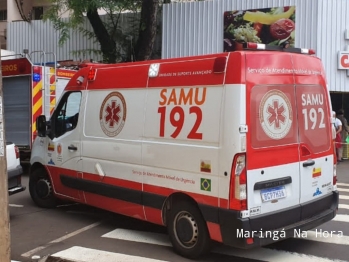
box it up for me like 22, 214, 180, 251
33, 73, 41, 82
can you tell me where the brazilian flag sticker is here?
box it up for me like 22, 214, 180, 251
200, 178, 211, 192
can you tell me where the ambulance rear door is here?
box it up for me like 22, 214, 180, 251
245, 51, 333, 220
246, 52, 301, 218
292, 54, 334, 205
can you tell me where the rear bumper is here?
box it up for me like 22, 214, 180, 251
8, 185, 26, 195
200, 191, 339, 248
8, 165, 26, 195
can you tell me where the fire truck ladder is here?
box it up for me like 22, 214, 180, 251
29, 51, 57, 120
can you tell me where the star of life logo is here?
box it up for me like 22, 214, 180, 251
259, 90, 292, 140
99, 92, 127, 137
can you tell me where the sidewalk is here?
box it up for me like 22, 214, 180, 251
39, 257, 69, 262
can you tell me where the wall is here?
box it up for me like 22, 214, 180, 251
317, 0, 349, 93
162, 0, 349, 93
8, 18, 103, 63
7, 13, 139, 63
162, 0, 318, 58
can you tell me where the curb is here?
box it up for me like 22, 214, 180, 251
38, 256, 76, 262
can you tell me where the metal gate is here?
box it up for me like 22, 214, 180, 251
3, 76, 31, 147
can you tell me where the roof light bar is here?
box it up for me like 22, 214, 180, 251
246, 43, 265, 50
243, 42, 316, 55
301, 48, 316, 55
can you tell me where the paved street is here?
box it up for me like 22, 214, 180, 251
9, 161, 349, 262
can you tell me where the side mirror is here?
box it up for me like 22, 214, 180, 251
36, 115, 47, 137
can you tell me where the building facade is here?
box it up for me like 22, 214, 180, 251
162, 0, 349, 112
0, 0, 55, 49
2, 0, 349, 111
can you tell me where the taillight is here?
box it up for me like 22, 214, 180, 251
333, 164, 337, 186
14, 146, 19, 159
229, 153, 247, 210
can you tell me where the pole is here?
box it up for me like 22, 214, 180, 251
0, 48, 11, 261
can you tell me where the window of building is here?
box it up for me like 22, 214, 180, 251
0, 10, 7, 21
32, 6, 44, 20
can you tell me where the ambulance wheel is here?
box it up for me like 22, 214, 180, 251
167, 200, 211, 259
29, 168, 57, 208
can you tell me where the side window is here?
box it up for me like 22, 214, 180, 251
51, 92, 81, 138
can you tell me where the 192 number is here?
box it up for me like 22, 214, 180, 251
158, 106, 202, 139
302, 108, 326, 130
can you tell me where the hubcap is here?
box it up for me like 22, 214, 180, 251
174, 211, 198, 248
36, 179, 52, 199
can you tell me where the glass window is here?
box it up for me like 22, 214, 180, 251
0, 10, 7, 21
32, 6, 43, 20
51, 92, 81, 138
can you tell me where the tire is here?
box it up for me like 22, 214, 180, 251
167, 200, 211, 259
29, 168, 57, 208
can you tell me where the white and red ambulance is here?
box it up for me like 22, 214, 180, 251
30, 43, 339, 259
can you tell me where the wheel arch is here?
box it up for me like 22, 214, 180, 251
29, 162, 56, 195
29, 163, 58, 208
30, 162, 49, 176
162, 192, 202, 226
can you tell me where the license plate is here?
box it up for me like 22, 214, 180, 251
260, 186, 286, 202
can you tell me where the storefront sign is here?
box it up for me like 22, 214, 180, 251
338, 51, 349, 69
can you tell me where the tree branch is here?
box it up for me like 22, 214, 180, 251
86, 8, 117, 63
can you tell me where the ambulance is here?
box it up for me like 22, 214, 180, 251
30, 43, 339, 259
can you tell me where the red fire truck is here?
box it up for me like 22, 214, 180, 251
1, 52, 76, 163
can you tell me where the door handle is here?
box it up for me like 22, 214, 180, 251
68, 145, 77, 151
303, 159, 315, 167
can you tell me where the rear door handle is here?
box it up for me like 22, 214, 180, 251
68, 145, 77, 151
303, 160, 315, 167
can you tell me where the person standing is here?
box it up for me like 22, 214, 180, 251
333, 111, 342, 162
337, 109, 349, 161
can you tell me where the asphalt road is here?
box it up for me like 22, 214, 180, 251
9, 162, 349, 262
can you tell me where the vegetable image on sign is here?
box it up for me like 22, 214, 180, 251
223, 6, 296, 52
99, 92, 127, 137
259, 90, 293, 140
269, 18, 295, 40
